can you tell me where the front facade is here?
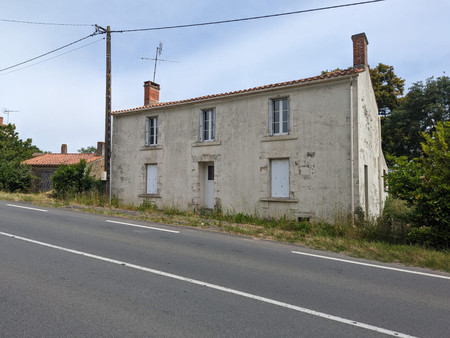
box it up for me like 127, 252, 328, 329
112, 33, 388, 221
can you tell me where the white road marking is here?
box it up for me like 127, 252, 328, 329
6, 204, 48, 212
292, 251, 450, 280
0, 230, 416, 338
105, 220, 180, 234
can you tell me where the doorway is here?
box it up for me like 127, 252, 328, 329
205, 164, 214, 209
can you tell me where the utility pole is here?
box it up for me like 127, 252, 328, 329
96, 25, 112, 198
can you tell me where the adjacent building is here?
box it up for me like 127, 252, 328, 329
23, 143, 104, 192
111, 33, 388, 221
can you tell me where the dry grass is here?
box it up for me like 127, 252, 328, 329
1, 191, 449, 273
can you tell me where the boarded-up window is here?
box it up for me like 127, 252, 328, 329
146, 164, 157, 194
271, 159, 289, 198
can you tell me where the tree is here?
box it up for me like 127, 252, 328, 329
0, 123, 40, 192
386, 121, 449, 248
382, 75, 450, 158
370, 63, 405, 116
78, 146, 97, 154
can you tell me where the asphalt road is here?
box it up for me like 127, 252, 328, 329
0, 201, 449, 337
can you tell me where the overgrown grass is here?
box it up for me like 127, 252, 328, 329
1, 191, 449, 273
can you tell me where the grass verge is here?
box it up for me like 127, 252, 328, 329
1, 191, 449, 273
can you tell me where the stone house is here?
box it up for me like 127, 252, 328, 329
111, 33, 388, 221
23, 143, 104, 192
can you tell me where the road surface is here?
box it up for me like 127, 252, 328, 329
1, 201, 449, 337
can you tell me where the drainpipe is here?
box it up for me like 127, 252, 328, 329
350, 79, 355, 224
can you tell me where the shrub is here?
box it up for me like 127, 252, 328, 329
386, 122, 450, 249
51, 160, 101, 198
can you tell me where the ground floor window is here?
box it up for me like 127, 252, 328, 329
146, 164, 158, 194
271, 159, 289, 198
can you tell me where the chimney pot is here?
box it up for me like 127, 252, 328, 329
144, 81, 160, 105
351, 33, 369, 69
61, 144, 68, 154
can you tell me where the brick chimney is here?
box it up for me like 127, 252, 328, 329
96, 141, 105, 157
61, 144, 67, 154
351, 33, 369, 69
144, 81, 160, 105
0, 117, 4, 126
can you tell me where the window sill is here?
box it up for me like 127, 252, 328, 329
192, 140, 221, 147
140, 145, 163, 151
261, 135, 298, 142
260, 197, 298, 203
139, 194, 161, 198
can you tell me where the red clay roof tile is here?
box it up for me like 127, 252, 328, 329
23, 153, 102, 167
113, 67, 365, 115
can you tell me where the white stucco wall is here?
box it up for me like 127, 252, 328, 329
355, 70, 388, 218
112, 70, 386, 221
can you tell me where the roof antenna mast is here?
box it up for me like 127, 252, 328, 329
153, 42, 163, 83
139, 42, 179, 83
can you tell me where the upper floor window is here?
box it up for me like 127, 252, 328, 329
200, 109, 215, 142
146, 116, 158, 146
269, 98, 289, 135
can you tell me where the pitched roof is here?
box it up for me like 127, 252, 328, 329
113, 67, 365, 115
23, 153, 102, 167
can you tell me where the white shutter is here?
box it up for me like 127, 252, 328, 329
271, 159, 289, 198
145, 118, 150, 145
269, 100, 273, 135
146, 165, 157, 194
285, 99, 290, 134
199, 112, 204, 142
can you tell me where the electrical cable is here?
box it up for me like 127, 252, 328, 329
111, 0, 385, 33
0, 18, 93, 26
0, 38, 105, 76
0, 32, 99, 72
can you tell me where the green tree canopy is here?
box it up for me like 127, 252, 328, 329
382, 75, 450, 158
386, 121, 449, 248
0, 123, 40, 192
370, 63, 405, 116
78, 146, 97, 154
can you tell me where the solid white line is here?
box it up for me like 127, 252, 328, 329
105, 220, 180, 234
0, 230, 416, 338
291, 251, 450, 280
6, 204, 48, 212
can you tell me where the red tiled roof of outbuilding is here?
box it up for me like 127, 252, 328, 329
22, 153, 102, 167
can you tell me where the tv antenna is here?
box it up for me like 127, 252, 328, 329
1, 107, 19, 124
139, 42, 179, 82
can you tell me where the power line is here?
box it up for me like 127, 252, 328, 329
0, 32, 99, 72
0, 18, 93, 27
0, 38, 105, 76
111, 0, 385, 33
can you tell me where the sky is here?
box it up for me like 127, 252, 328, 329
0, 0, 449, 153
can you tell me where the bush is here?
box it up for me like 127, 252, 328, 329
51, 160, 101, 199
0, 123, 40, 192
386, 122, 450, 249
0, 161, 33, 192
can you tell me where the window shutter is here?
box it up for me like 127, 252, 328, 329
211, 109, 215, 140
146, 165, 158, 194
145, 118, 150, 145
199, 113, 204, 142
269, 100, 273, 135
286, 99, 290, 134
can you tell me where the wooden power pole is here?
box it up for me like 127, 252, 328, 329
96, 25, 112, 198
